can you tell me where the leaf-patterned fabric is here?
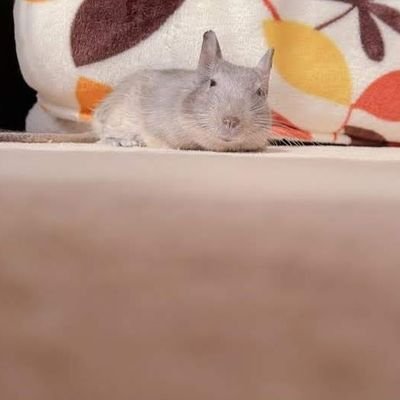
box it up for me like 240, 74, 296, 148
264, 0, 400, 146
14, 0, 400, 146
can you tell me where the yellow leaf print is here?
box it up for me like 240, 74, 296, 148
264, 20, 352, 105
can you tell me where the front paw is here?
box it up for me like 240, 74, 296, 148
119, 138, 140, 148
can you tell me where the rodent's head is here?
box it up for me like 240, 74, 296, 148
183, 31, 274, 151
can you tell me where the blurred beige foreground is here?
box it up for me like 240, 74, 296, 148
1, 144, 400, 400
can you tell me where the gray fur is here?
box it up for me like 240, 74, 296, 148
0, 31, 274, 152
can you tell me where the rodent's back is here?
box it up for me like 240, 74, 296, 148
93, 69, 200, 148
138, 70, 201, 147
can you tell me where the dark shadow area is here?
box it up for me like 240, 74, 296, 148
0, 0, 36, 130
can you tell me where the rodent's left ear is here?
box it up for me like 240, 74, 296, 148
257, 49, 275, 77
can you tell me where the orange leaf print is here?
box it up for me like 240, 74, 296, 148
272, 112, 313, 141
76, 77, 112, 122
355, 71, 400, 122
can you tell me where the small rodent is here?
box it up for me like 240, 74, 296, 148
0, 31, 274, 152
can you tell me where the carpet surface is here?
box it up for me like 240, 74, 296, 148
1, 145, 400, 400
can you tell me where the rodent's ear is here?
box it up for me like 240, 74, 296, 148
257, 49, 275, 77
198, 30, 222, 75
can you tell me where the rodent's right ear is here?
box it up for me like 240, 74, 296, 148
198, 30, 222, 75
257, 49, 275, 76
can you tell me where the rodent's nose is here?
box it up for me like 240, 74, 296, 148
223, 116, 241, 130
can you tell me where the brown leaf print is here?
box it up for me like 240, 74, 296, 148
317, 0, 400, 62
358, 4, 385, 61
71, 0, 186, 67
368, 3, 400, 33
345, 125, 388, 147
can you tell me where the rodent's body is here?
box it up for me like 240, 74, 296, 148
0, 31, 274, 152
94, 66, 272, 152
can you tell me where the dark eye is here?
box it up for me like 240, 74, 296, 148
256, 88, 265, 97
210, 79, 217, 87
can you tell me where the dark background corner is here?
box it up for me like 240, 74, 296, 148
0, 0, 36, 130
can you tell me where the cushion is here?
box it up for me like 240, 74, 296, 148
14, 0, 400, 146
